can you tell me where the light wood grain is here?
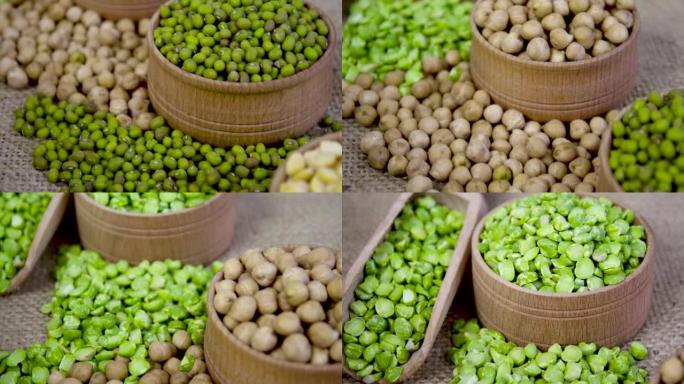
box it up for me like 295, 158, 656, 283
470, 11, 640, 122
205, 245, 343, 384
343, 193, 487, 383
147, 1, 337, 146
74, 193, 234, 264
4, 193, 69, 295
649, 348, 684, 384
74, 0, 165, 20
471, 196, 654, 349
269, 132, 343, 192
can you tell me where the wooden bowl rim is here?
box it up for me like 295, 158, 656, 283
598, 88, 684, 193
470, 8, 640, 70
269, 132, 343, 192
147, 0, 338, 93
75, 192, 227, 218
649, 348, 684, 384
5, 193, 69, 295
207, 244, 343, 373
470, 193, 655, 300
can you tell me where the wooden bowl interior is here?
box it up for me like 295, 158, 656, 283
343, 193, 487, 383
470, 194, 655, 348
4, 193, 69, 295
205, 245, 342, 384
269, 132, 343, 192
75, 0, 165, 20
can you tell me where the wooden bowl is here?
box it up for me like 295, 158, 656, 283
147, 1, 337, 146
205, 245, 343, 384
471, 195, 655, 349
597, 88, 684, 192
3, 193, 69, 295
74, 193, 234, 264
650, 348, 684, 384
269, 132, 343, 192
74, 0, 165, 20
343, 193, 487, 383
469, 11, 640, 122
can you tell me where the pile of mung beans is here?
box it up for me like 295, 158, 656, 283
473, 0, 636, 62
0, 245, 220, 384
342, 0, 473, 91
343, 196, 465, 383
215, 246, 343, 364
345, 57, 611, 193
448, 318, 649, 384
15, 97, 310, 192
0, 192, 52, 294
609, 90, 684, 192
153, 0, 330, 82
479, 193, 647, 292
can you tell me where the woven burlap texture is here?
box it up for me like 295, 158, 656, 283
0, 0, 341, 192
343, 193, 684, 383
343, 0, 684, 192
0, 193, 342, 350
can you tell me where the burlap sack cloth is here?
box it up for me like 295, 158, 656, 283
0, 0, 342, 192
343, 0, 684, 191
343, 193, 684, 383
0, 193, 342, 349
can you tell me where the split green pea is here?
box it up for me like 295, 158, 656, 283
479, 193, 647, 293
0, 193, 52, 294
0, 245, 221, 384
14, 96, 310, 192
344, 196, 465, 383
89, 192, 213, 214
448, 318, 648, 384
154, 0, 330, 82
342, 0, 473, 92
610, 90, 684, 192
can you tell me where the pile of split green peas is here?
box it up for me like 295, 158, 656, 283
448, 319, 649, 384
344, 196, 465, 383
479, 193, 647, 293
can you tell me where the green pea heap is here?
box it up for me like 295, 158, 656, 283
0, 245, 220, 384
14, 96, 310, 192
89, 192, 213, 214
448, 319, 649, 384
342, 0, 473, 91
479, 193, 647, 293
610, 90, 684, 192
153, 0, 330, 82
343, 196, 465, 383
0, 193, 52, 294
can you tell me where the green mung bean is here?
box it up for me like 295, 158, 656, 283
89, 192, 213, 213
610, 90, 684, 192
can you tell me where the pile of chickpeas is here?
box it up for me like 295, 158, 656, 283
474, 0, 636, 62
344, 52, 616, 192
0, 0, 153, 128
214, 246, 343, 365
